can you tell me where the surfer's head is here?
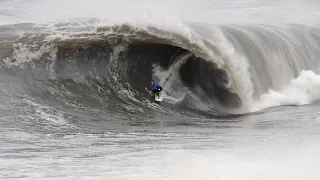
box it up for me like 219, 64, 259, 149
151, 80, 154, 84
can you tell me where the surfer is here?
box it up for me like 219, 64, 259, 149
151, 80, 162, 97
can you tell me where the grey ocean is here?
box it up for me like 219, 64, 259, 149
1, 0, 320, 179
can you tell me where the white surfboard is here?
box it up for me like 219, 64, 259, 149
155, 95, 163, 102
145, 87, 163, 102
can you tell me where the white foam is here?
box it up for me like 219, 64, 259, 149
22, 99, 71, 127
2, 43, 57, 69
252, 70, 320, 112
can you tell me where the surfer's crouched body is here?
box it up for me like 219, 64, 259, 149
151, 80, 162, 97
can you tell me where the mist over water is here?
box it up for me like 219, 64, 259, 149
1, 0, 320, 180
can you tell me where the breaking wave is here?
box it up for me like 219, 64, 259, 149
1, 20, 320, 115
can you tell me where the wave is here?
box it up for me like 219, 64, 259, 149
1, 20, 320, 115
252, 70, 320, 111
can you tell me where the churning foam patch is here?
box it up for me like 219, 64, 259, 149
251, 70, 320, 112
22, 99, 71, 128
2, 43, 57, 68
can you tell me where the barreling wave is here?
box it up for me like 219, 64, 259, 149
1, 20, 320, 116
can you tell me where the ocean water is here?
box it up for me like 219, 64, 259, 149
1, 0, 320, 179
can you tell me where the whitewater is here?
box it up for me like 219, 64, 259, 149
1, 0, 320, 180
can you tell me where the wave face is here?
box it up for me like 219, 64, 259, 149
1, 21, 320, 115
